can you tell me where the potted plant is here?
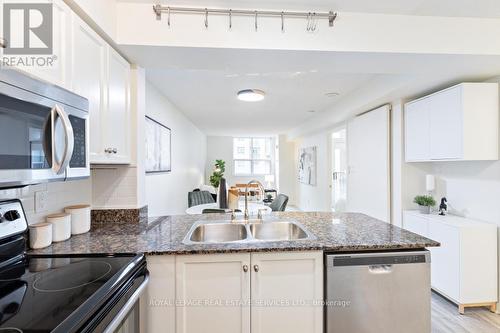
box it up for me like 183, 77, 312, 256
209, 159, 225, 201
413, 195, 436, 214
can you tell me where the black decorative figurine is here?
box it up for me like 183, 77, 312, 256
439, 197, 448, 216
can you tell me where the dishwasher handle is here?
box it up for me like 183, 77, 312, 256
368, 264, 393, 274
326, 250, 430, 268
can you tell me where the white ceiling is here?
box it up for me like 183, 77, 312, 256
120, 45, 500, 137
146, 67, 380, 135
119, 0, 500, 18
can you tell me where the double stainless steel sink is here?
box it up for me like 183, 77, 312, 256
183, 220, 315, 245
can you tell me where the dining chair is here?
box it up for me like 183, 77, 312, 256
188, 190, 215, 208
269, 194, 289, 212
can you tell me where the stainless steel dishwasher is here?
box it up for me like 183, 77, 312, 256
325, 250, 431, 333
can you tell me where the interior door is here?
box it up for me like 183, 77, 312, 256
331, 127, 347, 212
346, 105, 391, 222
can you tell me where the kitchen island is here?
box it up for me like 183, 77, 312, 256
30, 212, 438, 333
30, 212, 438, 255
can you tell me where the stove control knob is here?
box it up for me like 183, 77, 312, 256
4, 210, 21, 222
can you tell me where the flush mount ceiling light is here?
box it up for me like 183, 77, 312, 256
237, 89, 266, 102
325, 92, 340, 97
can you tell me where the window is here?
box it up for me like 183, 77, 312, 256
233, 137, 273, 175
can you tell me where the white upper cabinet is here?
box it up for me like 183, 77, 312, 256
71, 14, 107, 164
104, 48, 131, 164
405, 83, 499, 162
14, 0, 71, 88
405, 98, 430, 161
70, 14, 131, 164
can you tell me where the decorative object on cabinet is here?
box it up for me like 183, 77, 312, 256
299, 146, 317, 185
145, 116, 171, 173
439, 197, 448, 216
404, 82, 499, 162
209, 159, 225, 188
413, 195, 436, 214
403, 211, 497, 314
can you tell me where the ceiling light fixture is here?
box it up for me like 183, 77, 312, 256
237, 89, 266, 102
325, 92, 340, 97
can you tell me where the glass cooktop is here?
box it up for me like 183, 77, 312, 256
0, 255, 139, 333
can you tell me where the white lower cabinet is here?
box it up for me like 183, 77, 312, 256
250, 252, 323, 333
144, 252, 323, 333
141, 256, 176, 333
403, 211, 497, 313
176, 253, 251, 333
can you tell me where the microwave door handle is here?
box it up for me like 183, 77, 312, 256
51, 105, 74, 175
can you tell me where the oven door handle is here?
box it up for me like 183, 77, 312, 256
50, 104, 74, 175
103, 274, 149, 333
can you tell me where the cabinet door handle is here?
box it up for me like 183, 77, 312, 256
243, 264, 248, 272
253, 264, 259, 272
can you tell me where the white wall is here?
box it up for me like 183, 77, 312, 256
145, 81, 206, 216
65, 0, 118, 40
117, 2, 500, 56
278, 135, 298, 206
295, 131, 331, 212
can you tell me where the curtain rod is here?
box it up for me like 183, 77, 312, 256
153, 4, 337, 28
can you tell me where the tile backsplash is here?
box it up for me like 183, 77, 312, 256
0, 179, 92, 225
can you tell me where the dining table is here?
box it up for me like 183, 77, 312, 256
185, 202, 272, 215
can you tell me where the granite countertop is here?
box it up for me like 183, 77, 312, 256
29, 212, 440, 255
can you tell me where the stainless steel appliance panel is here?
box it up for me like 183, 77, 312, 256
326, 251, 431, 333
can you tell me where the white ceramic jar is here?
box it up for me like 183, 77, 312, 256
65, 204, 91, 235
47, 213, 71, 242
29, 223, 52, 249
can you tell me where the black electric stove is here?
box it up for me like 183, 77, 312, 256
0, 200, 148, 333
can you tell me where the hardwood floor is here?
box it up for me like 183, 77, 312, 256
432, 292, 500, 333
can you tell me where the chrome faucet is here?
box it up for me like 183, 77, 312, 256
244, 180, 265, 220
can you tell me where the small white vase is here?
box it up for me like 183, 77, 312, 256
418, 205, 431, 214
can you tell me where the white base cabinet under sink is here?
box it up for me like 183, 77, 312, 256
403, 211, 498, 313
142, 251, 323, 333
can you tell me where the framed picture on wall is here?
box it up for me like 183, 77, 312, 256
298, 146, 317, 185
145, 116, 171, 173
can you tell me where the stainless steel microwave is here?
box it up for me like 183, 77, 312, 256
0, 69, 89, 188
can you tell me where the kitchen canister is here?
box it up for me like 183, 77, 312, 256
65, 204, 91, 235
29, 222, 52, 249
47, 213, 71, 242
